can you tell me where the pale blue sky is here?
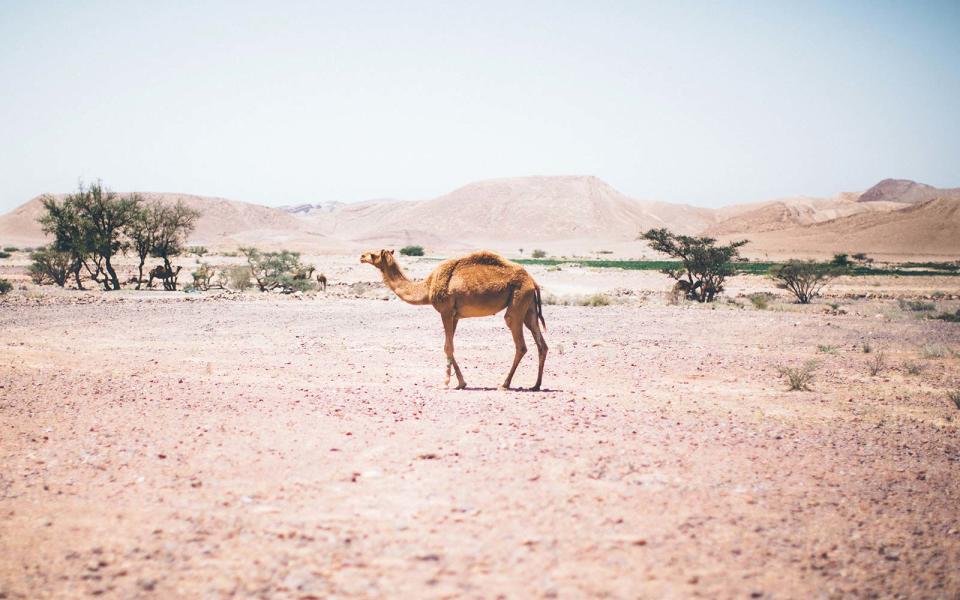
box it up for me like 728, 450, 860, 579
1, 1, 958, 212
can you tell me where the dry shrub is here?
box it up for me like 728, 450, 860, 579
778, 360, 817, 391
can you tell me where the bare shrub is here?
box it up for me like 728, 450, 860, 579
579, 293, 611, 307
901, 360, 924, 375
921, 344, 948, 359
225, 265, 253, 291
948, 389, 960, 410
868, 351, 886, 376
898, 298, 935, 312
191, 263, 215, 291
817, 345, 837, 353
778, 360, 817, 391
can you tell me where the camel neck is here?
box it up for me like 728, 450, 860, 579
381, 261, 431, 305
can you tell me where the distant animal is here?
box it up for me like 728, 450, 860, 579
148, 265, 182, 290
316, 273, 327, 291
293, 265, 315, 280
361, 249, 547, 391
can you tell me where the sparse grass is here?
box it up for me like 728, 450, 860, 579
546, 265, 561, 272
948, 389, 960, 410
931, 309, 960, 323
579, 293, 612, 307
828, 302, 841, 310
901, 360, 925, 375
817, 345, 838, 354
512, 258, 960, 276
778, 360, 817, 391
867, 351, 886, 376
898, 298, 936, 312
920, 344, 949, 359
748, 293, 770, 310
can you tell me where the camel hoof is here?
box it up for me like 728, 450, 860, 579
455, 382, 467, 390
530, 385, 541, 392
498, 384, 511, 391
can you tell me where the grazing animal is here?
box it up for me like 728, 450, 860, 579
361, 249, 547, 390
293, 265, 315, 280
316, 273, 327, 291
148, 265, 182, 290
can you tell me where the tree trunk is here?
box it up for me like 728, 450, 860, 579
135, 254, 147, 290
104, 255, 120, 290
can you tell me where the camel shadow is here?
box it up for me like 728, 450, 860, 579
456, 386, 561, 393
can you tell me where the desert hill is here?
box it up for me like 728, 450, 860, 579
2, 176, 958, 258
717, 197, 960, 258
0, 192, 344, 251
857, 178, 960, 204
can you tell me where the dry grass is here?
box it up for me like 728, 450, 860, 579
778, 360, 817, 391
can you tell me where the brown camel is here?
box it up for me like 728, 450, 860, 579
361, 249, 547, 390
316, 273, 327, 291
148, 265, 182, 290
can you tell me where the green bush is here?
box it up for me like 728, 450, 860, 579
898, 298, 935, 311
531, 249, 547, 258
748, 293, 771, 310
28, 247, 74, 286
642, 228, 747, 303
769, 260, 846, 303
399, 245, 424, 257
0, 251, 10, 259
831, 253, 850, 267
0, 278, 12, 295
3, 246, 18, 252
240, 247, 312, 292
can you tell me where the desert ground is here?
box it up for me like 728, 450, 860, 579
2, 254, 960, 599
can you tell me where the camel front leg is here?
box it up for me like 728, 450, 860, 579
442, 314, 467, 389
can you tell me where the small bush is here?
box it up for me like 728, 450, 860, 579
778, 360, 817, 391
931, 309, 960, 323
399, 245, 424, 257
748, 293, 770, 310
0, 278, 12, 295
948, 389, 960, 410
817, 345, 837, 353
0, 251, 10, 259
28, 247, 74, 286
920, 344, 948, 359
770, 260, 846, 304
532, 249, 547, 259
191, 263, 215, 290
901, 360, 924, 375
831, 253, 850, 267
868, 351, 886, 376
898, 298, 935, 312
862, 343, 873, 354
225, 265, 253, 291
187, 246, 208, 257
579, 293, 611, 307
3, 246, 18, 252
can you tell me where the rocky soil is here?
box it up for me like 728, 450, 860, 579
1, 292, 959, 598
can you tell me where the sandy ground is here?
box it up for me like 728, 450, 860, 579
2, 272, 960, 599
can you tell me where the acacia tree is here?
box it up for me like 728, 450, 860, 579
240, 247, 313, 292
642, 228, 748, 302
149, 200, 201, 291
39, 182, 140, 290
28, 247, 75, 286
770, 260, 846, 303
126, 199, 161, 289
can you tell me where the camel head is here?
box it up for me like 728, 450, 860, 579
360, 249, 395, 270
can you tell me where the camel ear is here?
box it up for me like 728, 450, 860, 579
388, 249, 394, 256
379, 249, 387, 259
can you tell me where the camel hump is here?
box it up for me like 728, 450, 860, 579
459, 250, 512, 268
429, 251, 525, 304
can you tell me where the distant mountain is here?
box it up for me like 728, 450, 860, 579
0, 192, 343, 251
857, 178, 960, 204
2, 176, 958, 257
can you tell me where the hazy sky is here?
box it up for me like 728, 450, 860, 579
1, 1, 958, 212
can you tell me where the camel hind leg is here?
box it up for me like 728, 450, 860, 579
524, 305, 548, 391
500, 291, 531, 390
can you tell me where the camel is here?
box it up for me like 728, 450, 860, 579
361, 249, 547, 390
316, 273, 327, 291
148, 265, 182, 290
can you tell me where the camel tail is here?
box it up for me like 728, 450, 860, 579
535, 285, 546, 331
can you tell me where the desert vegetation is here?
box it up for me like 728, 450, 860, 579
0, 277, 11, 295
641, 228, 747, 302
769, 260, 845, 304
240, 247, 315, 293
778, 360, 817, 391
399, 245, 425, 257
36, 182, 200, 291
